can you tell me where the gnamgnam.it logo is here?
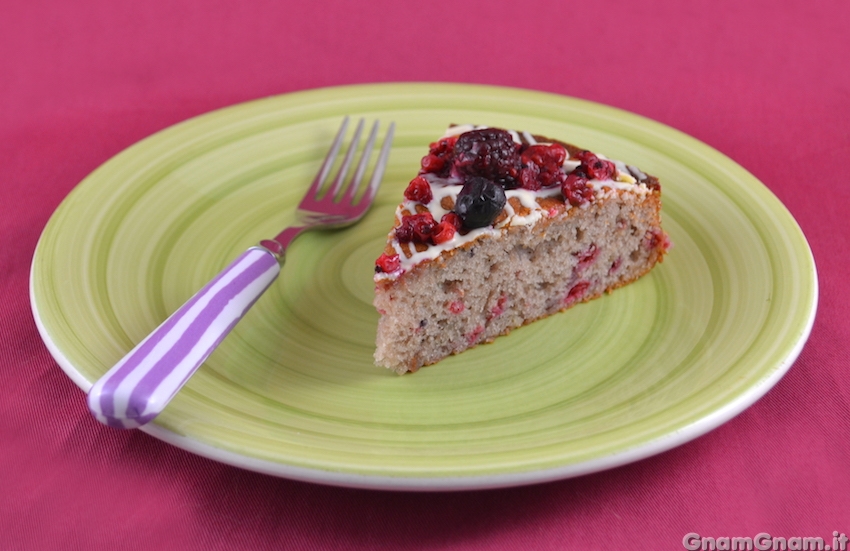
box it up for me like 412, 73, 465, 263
682, 532, 849, 551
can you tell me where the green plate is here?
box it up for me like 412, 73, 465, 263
30, 83, 817, 490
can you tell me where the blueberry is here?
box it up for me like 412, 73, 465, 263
454, 177, 506, 229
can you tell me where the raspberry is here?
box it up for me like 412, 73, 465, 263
451, 128, 521, 188
522, 143, 567, 168
375, 253, 400, 273
404, 176, 433, 204
519, 163, 542, 191
395, 213, 437, 243
561, 170, 594, 207
577, 151, 616, 181
454, 177, 507, 229
520, 143, 568, 189
576, 150, 595, 163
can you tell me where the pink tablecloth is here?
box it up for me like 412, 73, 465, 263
2, 1, 848, 549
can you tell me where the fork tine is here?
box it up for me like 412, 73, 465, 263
360, 121, 395, 205
326, 118, 364, 199
305, 116, 350, 199
341, 120, 380, 204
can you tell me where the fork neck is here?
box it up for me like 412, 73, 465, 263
259, 226, 305, 263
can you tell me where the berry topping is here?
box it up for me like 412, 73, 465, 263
420, 154, 444, 174
523, 143, 566, 166
394, 223, 414, 243
440, 212, 463, 230
520, 143, 568, 189
577, 151, 616, 181
454, 177, 507, 229
431, 221, 457, 244
420, 136, 458, 177
404, 176, 433, 204
519, 162, 542, 191
375, 253, 400, 273
562, 170, 594, 207
451, 128, 522, 188
395, 213, 437, 243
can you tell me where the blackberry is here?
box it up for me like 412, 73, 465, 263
454, 177, 507, 229
451, 128, 521, 188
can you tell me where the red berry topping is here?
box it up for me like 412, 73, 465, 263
395, 213, 437, 243
431, 221, 456, 244
519, 163, 542, 191
577, 151, 616, 181
375, 253, 400, 273
412, 214, 437, 242
521, 143, 567, 167
404, 176, 433, 204
394, 225, 412, 243
420, 154, 445, 174
561, 170, 594, 206
430, 135, 458, 156
440, 212, 463, 230
576, 150, 595, 164
520, 143, 568, 189
420, 136, 458, 177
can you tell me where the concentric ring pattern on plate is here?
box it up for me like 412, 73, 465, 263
30, 83, 817, 490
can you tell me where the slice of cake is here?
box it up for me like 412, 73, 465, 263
373, 125, 670, 374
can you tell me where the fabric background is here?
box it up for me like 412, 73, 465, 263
2, 0, 847, 549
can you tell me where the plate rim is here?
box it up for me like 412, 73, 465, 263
30, 81, 819, 490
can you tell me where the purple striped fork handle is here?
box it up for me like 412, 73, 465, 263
87, 247, 281, 429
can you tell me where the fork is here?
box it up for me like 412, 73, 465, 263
87, 117, 395, 429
